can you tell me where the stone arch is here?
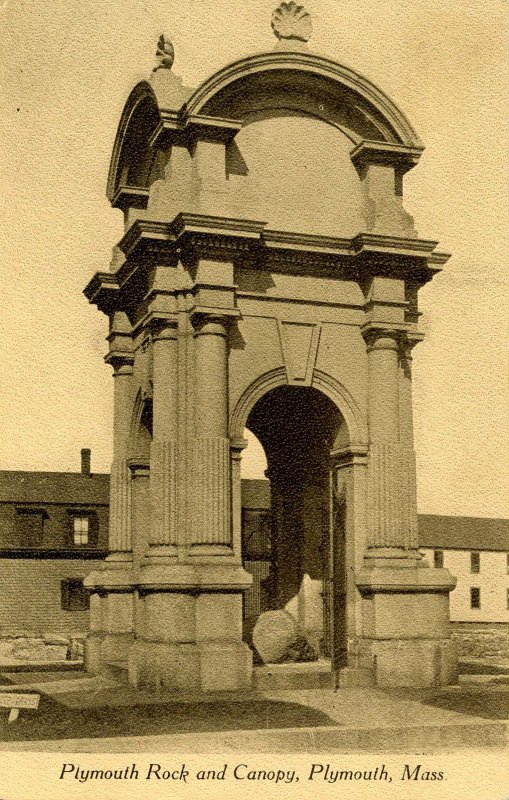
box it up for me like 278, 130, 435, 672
107, 51, 423, 208
106, 82, 161, 204
230, 366, 367, 446
184, 51, 422, 147
128, 388, 153, 461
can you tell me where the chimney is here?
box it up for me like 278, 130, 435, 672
81, 448, 91, 477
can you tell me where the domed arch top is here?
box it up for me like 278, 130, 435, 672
183, 51, 423, 149
107, 49, 424, 208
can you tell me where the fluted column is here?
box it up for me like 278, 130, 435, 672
146, 319, 178, 562
358, 327, 457, 689
398, 339, 419, 549
106, 354, 134, 560
363, 327, 418, 552
190, 313, 232, 553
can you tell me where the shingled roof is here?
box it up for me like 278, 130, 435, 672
0, 471, 109, 506
418, 514, 509, 552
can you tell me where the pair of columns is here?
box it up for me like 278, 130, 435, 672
108, 312, 235, 563
88, 310, 254, 689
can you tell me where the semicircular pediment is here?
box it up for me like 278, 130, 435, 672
183, 51, 422, 148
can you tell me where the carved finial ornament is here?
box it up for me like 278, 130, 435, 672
153, 33, 174, 71
271, 2, 312, 42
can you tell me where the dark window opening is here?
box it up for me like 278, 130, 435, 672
434, 550, 444, 569
470, 587, 481, 609
15, 508, 46, 546
242, 509, 274, 620
470, 551, 480, 574
61, 578, 89, 611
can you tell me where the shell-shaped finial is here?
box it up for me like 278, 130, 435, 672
271, 2, 312, 42
153, 33, 174, 71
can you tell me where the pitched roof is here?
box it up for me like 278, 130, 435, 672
418, 514, 509, 551
0, 471, 110, 505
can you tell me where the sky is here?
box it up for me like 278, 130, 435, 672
0, 0, 507, 518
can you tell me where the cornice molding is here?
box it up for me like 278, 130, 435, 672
84, 214, 449, 314
111, 186, 149, 212
350, 140, 424, 174
149, 112, 242, 149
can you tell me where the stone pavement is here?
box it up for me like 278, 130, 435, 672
0, 669, 507, 753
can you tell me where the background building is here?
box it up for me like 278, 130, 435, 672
420, 516, 509, 660
1, 461, 507, 662
0, 450, 108, 659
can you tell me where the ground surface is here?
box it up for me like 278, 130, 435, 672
0, 667, 507, 752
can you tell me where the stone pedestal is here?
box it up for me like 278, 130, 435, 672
83, 591, 105, 674
357, 558, 458, 686
129, 566, 252, 691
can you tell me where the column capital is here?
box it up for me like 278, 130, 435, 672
148, 315, 178, 342
330, 444, 369, 468
230, 437, 248, 459
361, 323, 405, 351
403, 330, 425, 352
361, 323, 424, 353
127, 458, 150, 478
190, 306, 240, 335
105, 351, 134, 376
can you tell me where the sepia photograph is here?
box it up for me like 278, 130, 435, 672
0, 0, 508, 798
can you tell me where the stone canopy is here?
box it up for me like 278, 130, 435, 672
83, 6, 457, 693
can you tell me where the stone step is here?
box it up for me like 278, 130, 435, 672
253, 660, 333, 690
103, 660, 129, 683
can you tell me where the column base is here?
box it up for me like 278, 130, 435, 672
129, 639, 253, 692
83, 563, 135, 677
100, 631, 134, 667
128, 575, 253, 692
359, 637, 458, 688
83, 631, 105, 675
337, 666, 375, 688
356, 559, 458, 687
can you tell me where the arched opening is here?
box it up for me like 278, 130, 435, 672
130, 395, 153, 461
240, 384, 347, 662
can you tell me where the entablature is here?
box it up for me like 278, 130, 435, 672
84, 213, 449, 316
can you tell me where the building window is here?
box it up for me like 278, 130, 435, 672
15, 508, 46, 546
470, 587, 481, 609
61, 578, 89, 611
434, 550, 444, 569
470, 551, 480, 573
73, 516, 89, 545
67, 511, 98, 546
506, 554, 509, 575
